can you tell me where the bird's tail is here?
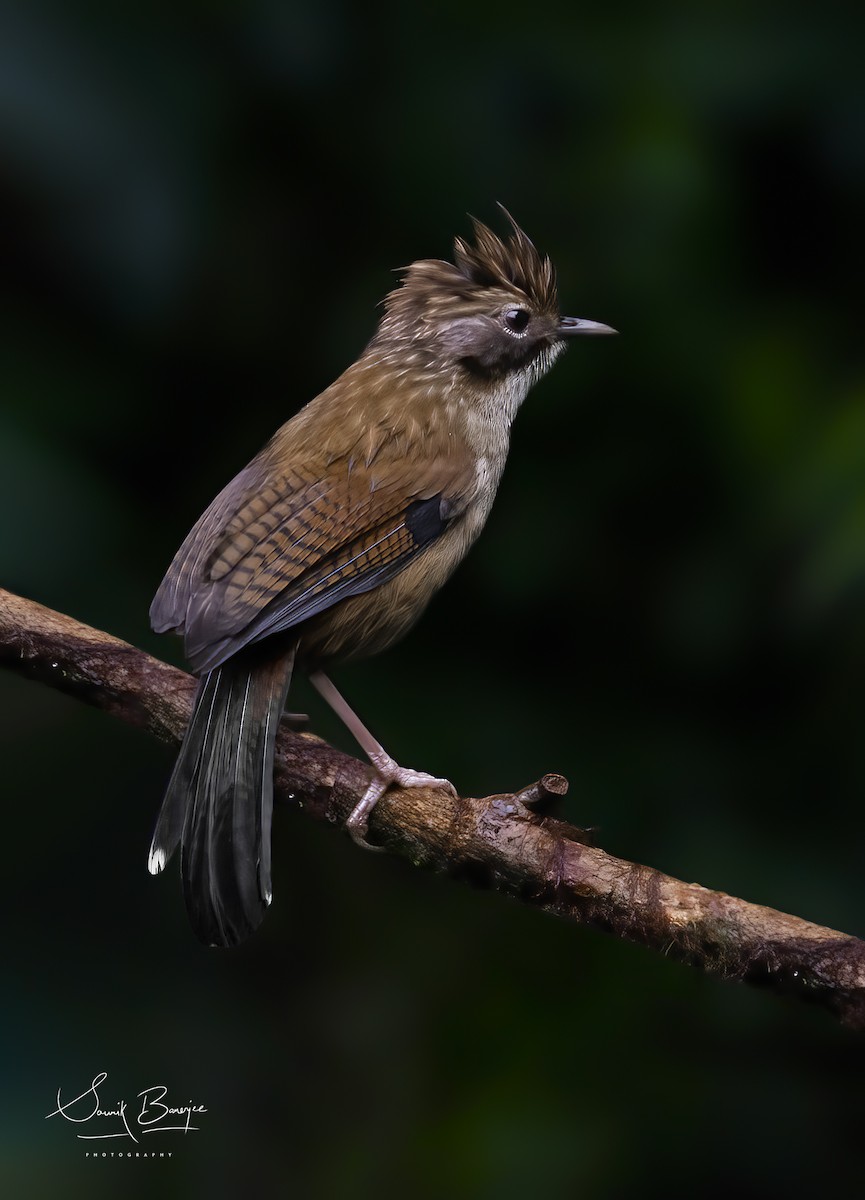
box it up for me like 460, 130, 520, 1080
148, 642, 296, 947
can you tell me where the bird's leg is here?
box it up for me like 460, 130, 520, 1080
308, 670, 457, 850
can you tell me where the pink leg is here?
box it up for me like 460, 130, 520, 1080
309, 670, 457, 849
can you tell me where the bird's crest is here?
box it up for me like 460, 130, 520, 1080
380, 207, 559, 333
452, 206, 558, 313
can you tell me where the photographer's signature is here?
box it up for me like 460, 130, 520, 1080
46, 1072, 207, 1143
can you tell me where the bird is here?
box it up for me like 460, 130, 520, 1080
148, 208, 616, 947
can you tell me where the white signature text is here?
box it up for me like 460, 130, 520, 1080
46, 1072, 207, 1144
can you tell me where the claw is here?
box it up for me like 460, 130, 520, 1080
347, 752, 457, 851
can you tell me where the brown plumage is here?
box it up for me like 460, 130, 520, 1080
148, 207, 616, 946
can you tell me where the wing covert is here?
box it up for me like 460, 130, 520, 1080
152, 449, 474, 674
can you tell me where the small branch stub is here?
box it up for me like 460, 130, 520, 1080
514, 773, 569, 808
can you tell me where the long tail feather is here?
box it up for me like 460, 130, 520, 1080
148, 643, 296, 946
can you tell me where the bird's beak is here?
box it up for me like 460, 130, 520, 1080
558, 315, 618, 337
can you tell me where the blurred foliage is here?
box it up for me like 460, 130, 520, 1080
2, 1, 865, 1197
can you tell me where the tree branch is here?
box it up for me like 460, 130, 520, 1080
2, 587, 863, 1030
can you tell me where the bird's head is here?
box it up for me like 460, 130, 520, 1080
375, 207, 616, 386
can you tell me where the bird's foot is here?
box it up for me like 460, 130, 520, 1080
347, 750, 457, 851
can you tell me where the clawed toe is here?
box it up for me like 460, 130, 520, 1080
389, 766, 457, 795
346, 810, 388, 852
346, 758, 458, 851
367, 749, 455, 795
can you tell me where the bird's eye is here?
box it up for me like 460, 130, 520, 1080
503, 308, 530, 334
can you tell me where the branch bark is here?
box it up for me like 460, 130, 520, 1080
2, 587, 864, 1030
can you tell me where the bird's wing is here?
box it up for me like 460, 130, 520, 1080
151, 449, 475, 673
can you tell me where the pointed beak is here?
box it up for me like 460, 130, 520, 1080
558, 315, 618, 337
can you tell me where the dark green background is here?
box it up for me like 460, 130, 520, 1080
3, 2, 864, 1196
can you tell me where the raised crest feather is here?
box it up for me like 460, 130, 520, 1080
452, 205, 558, 313
380, 207, 559, 332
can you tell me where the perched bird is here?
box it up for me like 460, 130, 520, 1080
148, 209, 616, 946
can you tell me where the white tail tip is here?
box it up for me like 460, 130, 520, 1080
147, 846, 166, 875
